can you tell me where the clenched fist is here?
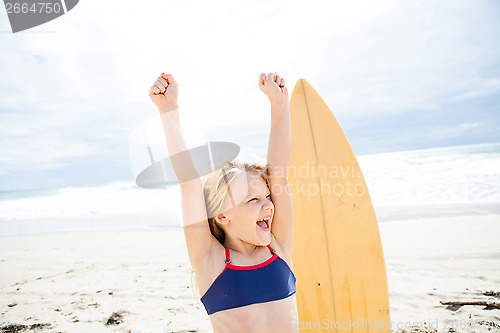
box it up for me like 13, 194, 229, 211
259, 72, 289, 106
149, 73, 178, 113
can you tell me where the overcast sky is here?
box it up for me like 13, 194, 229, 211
1, 0, 499, 192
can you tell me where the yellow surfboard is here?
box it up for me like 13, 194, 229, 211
288, 79, 390, 332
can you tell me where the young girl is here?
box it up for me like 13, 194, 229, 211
149, 72, 299, 332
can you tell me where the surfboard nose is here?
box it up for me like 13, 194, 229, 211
294, 79, 309, 88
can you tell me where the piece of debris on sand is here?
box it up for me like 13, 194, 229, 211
393, 325, 438, 333
0, 323, 51, 332
105, 311, 127, 326
483, 290, 500, 298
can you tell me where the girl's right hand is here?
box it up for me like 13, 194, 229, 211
149, 73, 178, 113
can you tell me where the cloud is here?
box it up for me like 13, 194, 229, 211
313, 0, 500, 116
453, 78, 500, 100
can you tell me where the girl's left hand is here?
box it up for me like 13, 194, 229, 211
259, 72, 289, 105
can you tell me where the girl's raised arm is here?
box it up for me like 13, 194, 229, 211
149, 74, 216, 270
259, 73, 294, 253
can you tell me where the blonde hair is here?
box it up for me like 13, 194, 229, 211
190, 159, 270, 298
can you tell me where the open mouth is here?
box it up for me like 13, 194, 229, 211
256, 216, 271, 231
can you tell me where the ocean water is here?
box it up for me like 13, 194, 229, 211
358, 142, 500, 221
359, 142, 500, 206
0, 142, 499, 236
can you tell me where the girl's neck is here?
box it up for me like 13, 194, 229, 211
224, 238, 260, 257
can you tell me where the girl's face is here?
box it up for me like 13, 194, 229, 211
217, 171, 274, 247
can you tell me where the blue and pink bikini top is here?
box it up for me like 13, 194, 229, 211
200, 244, 296, 315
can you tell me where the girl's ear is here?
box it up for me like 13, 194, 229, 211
216, 214, 229, 225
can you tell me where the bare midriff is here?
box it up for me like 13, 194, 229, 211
208, 294, 299, 333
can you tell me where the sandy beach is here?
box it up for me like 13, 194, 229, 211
380, 215, 500, 332
1, 213, 499, 332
